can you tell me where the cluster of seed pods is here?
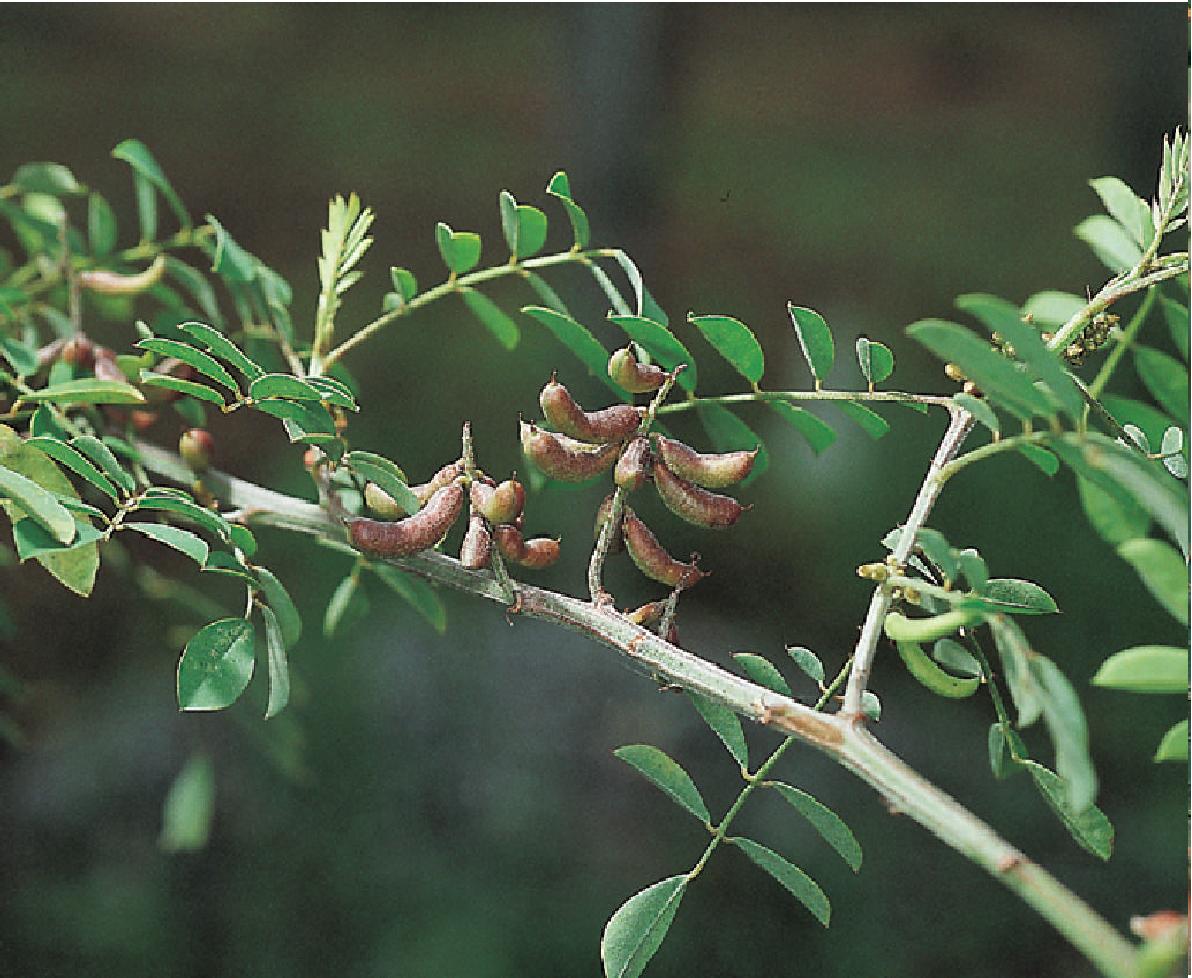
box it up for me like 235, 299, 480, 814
522, 350, 757, 595
463, 474, 560, 571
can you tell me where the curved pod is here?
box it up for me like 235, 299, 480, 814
539, 375, 643, 443
653, 460, 746, 529
653, 434, 757, 489
622, 508, 705, 589
520, 421, 620, 483
347, 483, 464, 557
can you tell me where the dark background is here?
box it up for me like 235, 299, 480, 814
0, 5, 1187, 977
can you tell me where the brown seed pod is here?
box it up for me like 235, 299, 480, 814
652, 434, 756, 489
653, 460, 746, 529
621, 507, 705, 589
615, 436, 651, 492
608, 347, 666, 394
624, 601, 666, 628
520, 421, 620, 483
493, 524, 526, 562
471, 478, 524, 525
459, 513, 492, 569
518, 537, 561, 570
347, 483, 464, 557
60, 335, 95, 369
594, 493, 624, 554
364, 482, 405, 518
411, 461, 465, 506
539, 374, 644, 443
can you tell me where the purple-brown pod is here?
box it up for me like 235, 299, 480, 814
493, 524, 526, 562
520, 421, 620, 483
412, 461, 465, 506
594, 493, 624, 554
471, 477, 525, 526
348, 483, 464, 557
615, 436, 651, 492
608, 347, 666, 395
621, 507, 705, 589
652, 434, 757, 489
459, 513, 492, 569
653, 459, 746, 529
517, 537, 561, 570
625, 601, 665, 628
539, 374, 644, 443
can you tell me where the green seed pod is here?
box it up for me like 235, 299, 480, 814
652, 434, 756, 489
178, 428, 214, 472
364, 482, 405, 518
622, 507, 705, 589
539, 374, 644, 443
895, 638, 981, 699
615, 436, 651, 492
348, 483, 464, 557
471, 477, 525, 525
625, 601, 666, 628
594, 493, 624, 554
518, 537, 561, 570
412, 461, 465, 506
78, 255, 167, 295
653, 459, 746, 529
883, 610, 978, 644
520, 421, 620, 483
608, 347, 666, 394
459, 513, 492, 569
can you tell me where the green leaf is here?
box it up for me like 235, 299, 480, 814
126, 522, 210, 565
139, 372, 226, 407
1023, 761, 1113, 860
13, 518, 102, 561
855, 337, 894, 386
600, 876, 686, 978
767, 401, 836, 454
87, 193, 117, 256
546, 171, 590, 249
730, 837, 829, 926
932, 638, 981, 678
498, 190, 548, 260
979, 578, 1058, 615
1154, 720, 1188, 762
989, 617, 1044, 727
1022, 291, 1085, 329
613, 744, 709, 823
205, 215, 256, 283
895, 639, 981, 698
112, 139, 190, 228
460, 287, 519, 350
0, 335, 38, 376
249, 373, 327, 402
344, 451, 419, 516
787, 646, 825, 685
1102, 396, 1178, 454
955, 393, 999, 434
1077, 474, 1150, 546
254, 399, 337, 438
434, 222, 481, 275
588, 261, 632, 316
21, 377, 145, 405
177, 618, 254, 711
202, 551, 258, 583
1030, 655, 1096, 812
787, 304, 834, 383
163, 257, 223, 326
522, 306, 626, 401
955, 292, 1083, 421
696, 401, 768, 484
1160, 427, 1187, 480
0, 462, 76, 544
1089, 177, 1154, 247
1075, 215, 1144, 272
1134, 346, 1189, 424
956, 548, 988, 590
389, 266, 418, 303
260, 604, 290, 719
176, 322, 265, 381
12, 162, 83, 197
688, 314, 765, 385
913, 527, 958, 583
137, 338, 239, 392
523, 270, 570, 316
370, 563, 448, 634
770, 782, 862, 872
1117, 538, 1188, 624
323, 573, 362, 638
26, 436, 120, 501
732, 652, 791, 696
1159, 296, 1188, 360
835, 401, 889, 439
606, 250, 645, 317
159, 753, 214, 852
686, 691, 748, 768
860, 691, 881, 722
255, 566, 302, 648
907, 319, 1052, 420
988, 721, 1029, 779
1017, 443, 1059, 477
1092, 645, 1188, 694
302, 375, 358, 411
132, 174, 157, 242
134, 494, 230, 541
608, 314, 697, 394
229, 524, 257, 557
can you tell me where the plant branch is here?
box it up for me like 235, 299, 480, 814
1087, 286, 1158, 399
657, 388, 953, 416
133, 438, 1137, 977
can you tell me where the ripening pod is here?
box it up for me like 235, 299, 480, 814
471, 477, 525, 525
59, 335, 95, 369
412, 461, 465, 507
594, 493, 624, 554
653, 459, 746, 529
624, 601, 665, 628
539, 375, 644, 443
608, 346, 666, 394
78, 255, 166, 295
652, 434, 756, 489
365, 481, 405, 518
517, 537, 561, 570
459, 513, 492, 569
615, 437, 651, 492
520, 421, 620, 482
493, 524, 526, 562
179, 428, 214, 472
348, 483, 464, 557
621, 507, 705, 589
